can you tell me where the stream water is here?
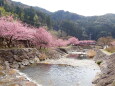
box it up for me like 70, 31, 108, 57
20, 52, 101, 86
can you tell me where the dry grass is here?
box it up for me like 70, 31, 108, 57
0, 81, 5, 85
18, 76, 25, 81
0, 66, 3, 70
8, 84, 20, 86
39, 53, 47, 61
112, 80, 115, 86
0, 71, 5, 76
8, 69, 17, 75
87, 50, 96, 58
106, 46, 115, 53
25, 81, 36, 86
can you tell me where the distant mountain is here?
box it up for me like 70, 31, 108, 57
33, 6, 52, 15
50, 11, 115, 40
12, 1, 52, 14
51, 10, 84, 22
12, 1, 29, 8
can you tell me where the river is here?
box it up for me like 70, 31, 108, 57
20, 51, 101, 86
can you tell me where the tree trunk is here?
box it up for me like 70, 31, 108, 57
7, 36, 13, 48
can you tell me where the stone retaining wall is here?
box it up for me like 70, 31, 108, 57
93, 49, 115, 86
0, 48, 40, 69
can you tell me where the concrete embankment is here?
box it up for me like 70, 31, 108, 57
93, 49, 115, 86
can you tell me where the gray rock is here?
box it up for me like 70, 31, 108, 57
14, 55, 22, 62
22, 59, 30, 66
19, 64, 25, 68
10, 63, 19, 69
29, 59, 35, 64
5, 61, 10, 69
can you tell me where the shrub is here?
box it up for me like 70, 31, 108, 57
39, 53, 47, 61
112, 80, 115, 86
87, 50, 96, 58
96, 61, 102, 65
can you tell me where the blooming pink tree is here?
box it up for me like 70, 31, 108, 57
0, 16, 34, 47
68, 37, 79, 45
0, 16, 87, 48
33, 27, 53, 48
53, 39, 69, 47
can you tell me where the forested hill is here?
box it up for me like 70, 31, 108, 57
0, 0, 52, 28
51, 11, 115, 40
0, 0, 115, 40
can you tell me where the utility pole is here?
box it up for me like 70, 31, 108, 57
89, 33, 92, 40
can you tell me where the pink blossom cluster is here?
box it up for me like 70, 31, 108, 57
0, 16, 35, 41
0, 16, 79, 48
68, 37, 79, 45
0, 16, 95, 48
78, 40, 96, 45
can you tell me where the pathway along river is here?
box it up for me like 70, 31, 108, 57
20, 51, 101, 86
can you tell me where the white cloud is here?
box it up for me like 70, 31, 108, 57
12, 0, 115, 16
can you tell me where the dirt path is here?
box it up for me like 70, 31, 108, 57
100, 49, 112, 55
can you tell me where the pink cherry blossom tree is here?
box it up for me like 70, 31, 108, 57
33, 27, 53, 49
68, 37, 79, 45
0, 16, 34, 47
0, 16, 88, 48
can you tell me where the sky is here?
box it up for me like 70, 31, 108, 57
12, 0, 115, 16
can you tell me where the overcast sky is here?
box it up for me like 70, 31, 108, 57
12, 0, 115, 16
